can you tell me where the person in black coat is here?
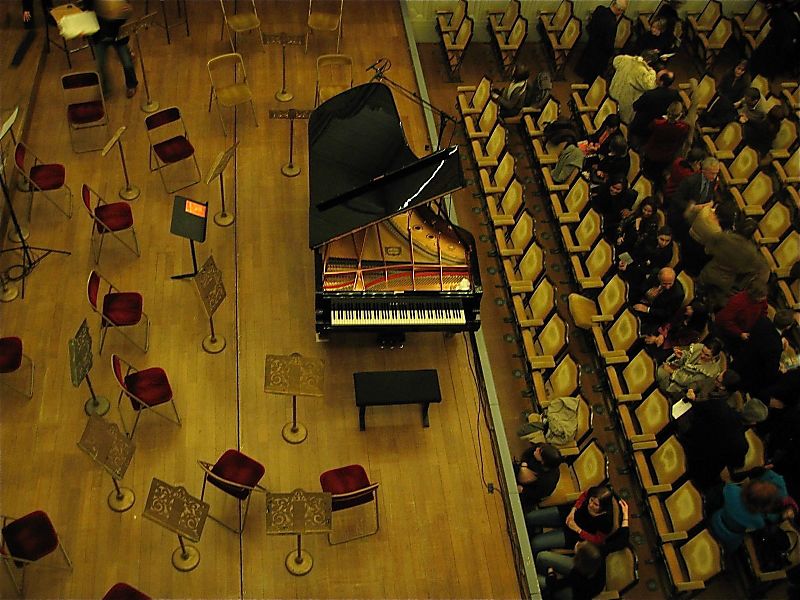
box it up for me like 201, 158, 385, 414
750, 3, 800, 78
699, 59, 752, 129
514, 443, 563, 512
666, 156, 719, 247
629, 70, 681, 148
632, 267, 685, 336
574, 0, 628, 83
591, 176, 638, 239
732, 310, 796, 396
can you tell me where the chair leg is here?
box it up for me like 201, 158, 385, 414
305, 29, 309, 53
249, 100, 259, 128
1, 557, 23, 596
95, 233, 105, 265
169, 398, 182, 426
336, 23, 342, 53
99, 325, 109, 355
128, 410, 142, 439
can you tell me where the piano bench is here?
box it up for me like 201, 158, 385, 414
353, 370, 441, 431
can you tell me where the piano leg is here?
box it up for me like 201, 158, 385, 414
421, 403, 431, 428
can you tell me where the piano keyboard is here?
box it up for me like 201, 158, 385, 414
330, 299, 466, 327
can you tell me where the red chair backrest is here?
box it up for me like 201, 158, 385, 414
111, 354, 127, 391
87, 271, 101, 310
62, 72, 99, 90
14, 143, 26, 172
145, 107, 181, 131
82, 184, 92, 212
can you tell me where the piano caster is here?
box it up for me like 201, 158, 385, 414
377, 332, 405, 349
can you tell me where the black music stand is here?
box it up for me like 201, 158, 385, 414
263, 32, 305, 102
117, 13, 158, 114
170, 195, 207, 280
268, 109, 312, 177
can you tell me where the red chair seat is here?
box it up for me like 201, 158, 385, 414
95, 202, 134, 232
102, 582, 151, 600
67, 101, 105, 125
209, 450, 266, 500
320, 464, 372, 509
29, 163, 66, 191
154, 136, 194, 164
2, 511, 58, 568
102, 292, 143, 327
0, 337, 23, 373
124, 367, 172, 410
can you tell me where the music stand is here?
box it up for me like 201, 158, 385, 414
266, 489, 331, 576
170, 195, 207, 280
263, 33, 305, 102
117, 13, 159, 114
268, 109, 312, 177
143, 478, 209, 572
102, 126, 140, 201
264, 353, 324, 444
69, 318, 109, 416
77, 416, 135, 512
204, 142, 238, 227
194, 256, 226, 354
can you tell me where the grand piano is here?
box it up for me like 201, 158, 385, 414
308, 82, 482, 334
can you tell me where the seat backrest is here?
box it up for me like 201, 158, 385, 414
507, 16, 527, 48
478, 100, 498, 134
145, 106, 182, 131
61, 70, 100, 91
750, 74, 770, 98
575, 209, 601, 247
598, 275, 627, 318
537, 313, 568, 358
634, 388, 669, 436
446, 0, 467, 28
573, 440, 607, 490
208, 52, 248, 89
547, 353, 578, 398
742, 171, 773, 206
564, 178, 589, 214
454, 15, 474, 46
615, 15, 632, 49
482, 124, 506, 161
87, 270, 101, 310
111, 354, 127, 391
708, 17, 731, 46
622, 349, 655, 395
518, 242, 544, 283
715, 122, 742, 151
604, 546, 639, 595
14, 142, 27, 172
593, 97, 618, 130
752, 21, 770, 46
536, 98, 560, 129
729, 146, 758, 180
551, 0, 573, 32
308, 0, 344, 24
492, 150, 515, 188
500, 178, 523, 217
651, 435, 686, 486
774, 231, 800, 268
665, 480, 704, 534
558, 16, 581, 49
497, 0, 520, 26
467, 76, 491, 112
508, 210, 534, 250
529, 277, 556, 321
697, 0, 721, 28
695, 75, 716, 108
607, 308, 638, 353
585, 239, 612, 280
772, 119, 797, 151
81, 184, 93, 213
681, 529, 723, 583
758, 201, 791, 240
585, 77, 607, 108
741, 1, 767, 28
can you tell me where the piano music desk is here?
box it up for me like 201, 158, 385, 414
353, 370, 441, 431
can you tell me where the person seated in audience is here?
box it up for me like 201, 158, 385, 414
619, 225, 673, 297
632, 267, 684, 337
699, 59, 752, 129
663, 146, 706, 203
586, 135, 630, 187
633, 18, 674, 56
737, 87, 766, 126
575, 0, 629, 84
491, 64, 531, 120
711, 468, 797, 551
550, 134, 585, 185
713, 279, 769, 352
732, 309, 797, 397
610, 49, 660, 124
537, 540, 608, 600
514, 443, 563, 512
749, 1, 800, 78
680, 370, 748, 490
591, 176, 637, 239
525, 486, 628, 554
641, 101, 690, 185
629, 69, 680, 148
656, 338, 726, 400
643, 298, 709, 363
744, 104, 786, 157
615, 196, 659, 255
698, 217, 770, 311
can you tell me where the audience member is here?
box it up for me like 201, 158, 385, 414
656, 338, 726, 400
714, 279, 769, 351
749, 1, 800, 78
732, 309, 796, 396
537, 541, 607, 600
575, 0, 629, 83
664, 147, 705, 202
737, 87, 766, 126
619, 225, 673, 297
591, 176, 637, 238
492, 64, 531, 119
744, 104, 786, 157
609, 49, 660, 124
634, 18, 674, 55
550, 135, 585, 185
587, 135, 630, 186
699, 60, 752, 129
629, 70, 680, 147
616, 196, 659, 255
667, 156, 719, 247
514, 443, 563, 511
643, 298, 708, 362
632, 267, 684, 336
641, 101, 690, 184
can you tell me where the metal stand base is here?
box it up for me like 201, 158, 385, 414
202, 334, 226, 354
276, 90, 293, 102
172, 545, 201, 571
281, 163, 301, 177
8, 226, 29, 242
119, 185, 141, 201
85, 395, 110, 416
214, 211, 234, 227
285, 550, 313, 575
108, 487, 135, 512
141, 99, 160, 114
282, 422, 308, 444
0, 284, 19, 302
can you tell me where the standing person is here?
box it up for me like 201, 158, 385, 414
574, 0, 628, 84
491, 64, 531, 119
609, 49, 659, 124
714, 280, 769, 351
641, 101, 690, 184
666, 156, 719, 249
629, 70, 680, 147
86, 0, 138, 97
732, 310, 797, 396
664, 147, 705, 202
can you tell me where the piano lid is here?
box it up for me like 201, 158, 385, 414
308, 82, 465, 249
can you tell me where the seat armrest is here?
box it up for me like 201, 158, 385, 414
742, 205, 765, 216
591, 315, 614, 323
476, 157, 499, 168
456, 85, 477, 93
510, 281, 534, 294
567, 244, 591, 254
632, 439, 659, 450
529, 356, 557, 370
617, 393, 643, 403
781, 82, 797, 89
660, 531, 689, 543
557, 212, 581, 224
645, 483, 673, 494
491, 215, 515, 227
757, 236, 779, 245
579, 277, 604, 289
570, 83, 589, 90
500, 247, 524, 257
675, 581, 706, 592
604, 354, 629, 365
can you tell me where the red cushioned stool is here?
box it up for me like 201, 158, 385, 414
0, 337, 34, 398
320, 464, 380, 544
199, 450, 266, 533
0, 511, 72, 595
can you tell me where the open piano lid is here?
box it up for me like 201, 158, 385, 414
308, 82, 465, 249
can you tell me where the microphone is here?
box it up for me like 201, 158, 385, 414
366, 58, 389, 72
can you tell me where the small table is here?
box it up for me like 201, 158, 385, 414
353, 370, 441, 431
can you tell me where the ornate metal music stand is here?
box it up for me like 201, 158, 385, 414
102, 126, 140, 201
266, 489, 331, 576
77, 416, 136, 512
194, 256, 226, 354
264, 353, 324, 444
204, 142, 238, 227
263, 33, 305, 102
143, 478, 209, 572
117, 13, 159, 113
268, 109, 312, 177
69, 319, 109, 416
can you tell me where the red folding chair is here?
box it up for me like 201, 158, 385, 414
87, 271, 149, 355
82, 184, 139, 264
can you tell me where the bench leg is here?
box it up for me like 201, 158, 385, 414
422, 403, 431, 428
359, 406, 366, 431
